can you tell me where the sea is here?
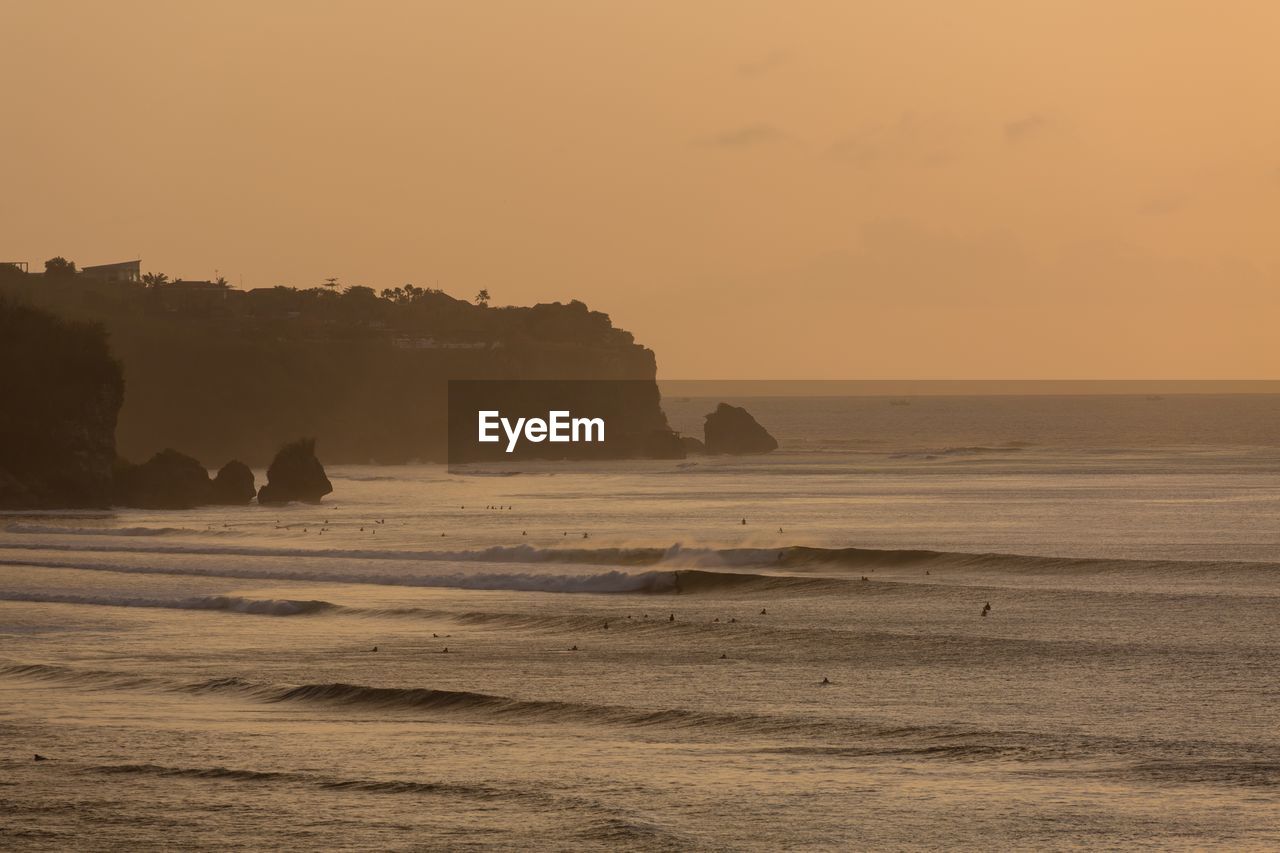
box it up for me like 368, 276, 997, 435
3, 394, 1280, 850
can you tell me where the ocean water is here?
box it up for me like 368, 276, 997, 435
3, 396, 1280, 850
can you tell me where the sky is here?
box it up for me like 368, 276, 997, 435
3, 0, 1278, 378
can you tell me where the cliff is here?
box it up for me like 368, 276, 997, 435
0, 296, 124, 507
0, 268, 674, 464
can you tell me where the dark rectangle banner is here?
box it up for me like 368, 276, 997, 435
447, 379, 681, 466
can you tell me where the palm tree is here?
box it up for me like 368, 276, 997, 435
142, 272, 169, 288
475, 289, 490, 306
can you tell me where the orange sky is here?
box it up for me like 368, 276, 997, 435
3, 1, 1278, 378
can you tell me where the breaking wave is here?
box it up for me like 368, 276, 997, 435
11, 661, 1280, 769
5, 523, 201, 537
0, 662, 166, 691
86, 763, 528, 800
4, 537, 1277, 580
0, 591, 336, 616
1102, 759, 1280, 788
0, 554, 835, 596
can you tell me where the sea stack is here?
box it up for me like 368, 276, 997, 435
679, 436, 707, 455
703, 403, 778, 455
257, 438, 332, 504
211, 460, 256, 505
114, 449, 217, 509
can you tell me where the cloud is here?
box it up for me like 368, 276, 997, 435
699, 123, 787, 149
768, 220, 1031, 309
1004, 114, 1052, 143
1138, 194, 1188, 216
827, 114, 953, 167
737, 50, 792, 78
739, 220, 1272, 314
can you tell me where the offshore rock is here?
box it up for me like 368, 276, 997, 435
212, 460, 256, 505
257, 438, 332, 504
114, 449, 215, 509
703, 403, 778, 455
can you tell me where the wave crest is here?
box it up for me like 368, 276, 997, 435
6, 523, 200, 537
0, 591, 336, 616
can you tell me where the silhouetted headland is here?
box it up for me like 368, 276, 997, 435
0, 261, 681, 465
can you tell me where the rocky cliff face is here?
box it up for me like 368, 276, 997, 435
0, 271, 673, 465
0, 297, 124, 508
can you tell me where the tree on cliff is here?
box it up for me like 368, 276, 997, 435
142, 272, 170, 288
475, 289, 490, 306
44, 257, 77, 277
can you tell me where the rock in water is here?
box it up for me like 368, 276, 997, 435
643, 429, 686, 459
257, 438, 332, 504
679, 436, 707, 455
211, 460, 256, 505
703, 403, 778, 455
114, 449, 215, 509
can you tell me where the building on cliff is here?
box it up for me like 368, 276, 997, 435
159, 279, 233, 310
81, 260, 142, 283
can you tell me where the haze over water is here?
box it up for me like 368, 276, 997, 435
3, 394, 1280, 849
